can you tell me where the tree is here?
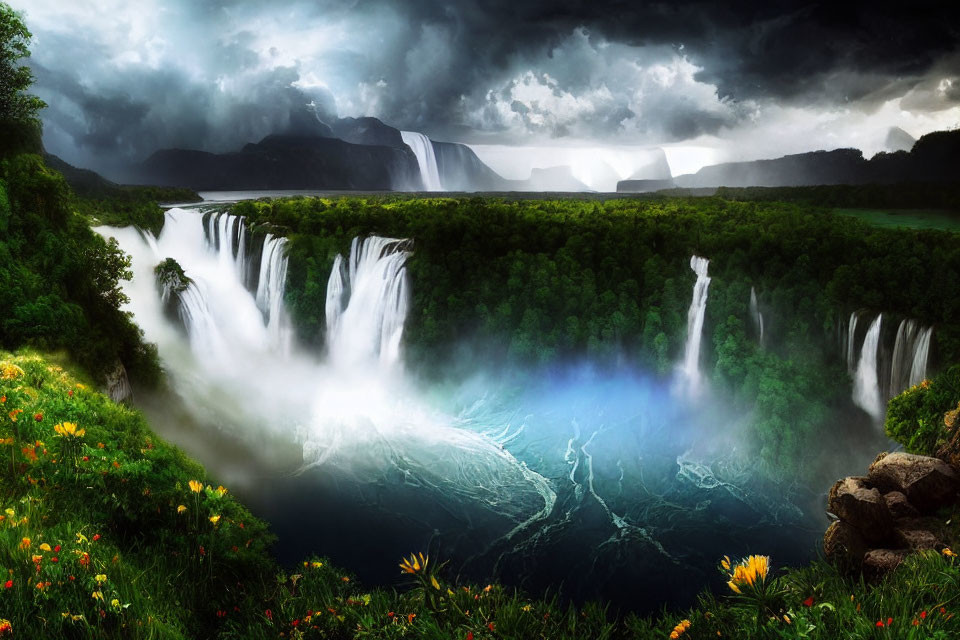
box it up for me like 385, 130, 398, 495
0, 3, 44, 154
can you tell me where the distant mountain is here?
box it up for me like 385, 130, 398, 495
617, 178, 676, 193
432, 140, 516, 191
524, 166, 591, 192
655, 129, 960, 191
885, 127, 916, 153
43, 152, 120, 197
133, 134, 421, 191
331, 117, 406, 148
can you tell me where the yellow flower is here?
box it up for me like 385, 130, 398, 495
943, 547, 957, 558
209, 514, 221, 525
725, 555, 770, 592
111, 599, 120, 608
4, 509, 12, 517
53, 422, 85, 438
311, 561, 322, 569
430, 575, 440, 590
783, 614, 792, 624
188, 480, 203, 494
720, 555, 731, 571
727, 580, 740, 594
91, 591, 103, 601
39, 543, 51, 552
399, 552, 428, 575
177, 505, 187, 514
522, 604, 532, 612
0, 438, 12, 446
95, 574, 107, 584
1, 364, 24, 380
214, 485, 228, 498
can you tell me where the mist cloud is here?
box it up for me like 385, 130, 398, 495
11, 0, 960, 175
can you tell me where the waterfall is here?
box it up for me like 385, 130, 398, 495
677, 256, 711, 398
400, 131, 443, 191
749, 287, 764, 346
203, 211, 250, 284
853, 314, 884, 423
846, 312, 859, 374
325, 236, 412, 369
255, 234, 294, 354
910, 326, 933, 387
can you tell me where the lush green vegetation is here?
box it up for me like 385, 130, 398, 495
231, 195, 960, 473
886, 366, 960, 455
714, 183, 960, 211
833, 208, 960, 233
5, 350, 960, 640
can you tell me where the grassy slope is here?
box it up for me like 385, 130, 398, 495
3, 350, 960, 639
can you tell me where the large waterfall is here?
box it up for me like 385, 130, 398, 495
677, 256, 711, 398
852, 314, 884, 422
400, 131, 443, 191
325, 236, 411, 369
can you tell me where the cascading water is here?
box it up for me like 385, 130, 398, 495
749, 286, 764, 347
676, 256, 711, 398
853, 314, 884, 422
400, 131, 443, 191
324, 236, 411, 369
255, 233, 294, 355
910, 326, 933, 387
846, 312, 860, 374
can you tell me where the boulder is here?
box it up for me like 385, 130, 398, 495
868, 452, 959, 512
893, 525, 939, 551
883, 491, 920, 519
862, 549, 908, 577
827, 476, 893, 543
823, 521, 868, 564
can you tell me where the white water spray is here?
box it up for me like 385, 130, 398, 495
677, 256, 711, 398
400, 131, 443, 191
846, 312, 860, 374
909, 326, 933, 387
853, 314, 884, 423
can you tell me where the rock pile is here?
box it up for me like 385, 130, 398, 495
824, 452, 959, 575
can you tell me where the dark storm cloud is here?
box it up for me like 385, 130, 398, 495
12, 0, 960, 173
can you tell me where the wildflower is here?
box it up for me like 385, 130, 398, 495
387, 612, 394, 618
111, 599, 120, 608
720, 555, 731, 570
876, 620, 884, 627
53, 422, 85, 438
67, 390, 73, 397
522, 605, 532, 612
921, 611, 928, 619
408, 613, 416, 624
82, 456, 89, 462
209, 515, 221, 525
888, 617, 893, 625
0, 619, 10, 635
311, 561, 322, 569
92, 534, 100, 542
803, 596, 814, 607
188, 480, 203, 493
177, 505, 187, 514
19, 537, 30, 550
913, 619, 920, 626
0, 438, 11, 445
399, 552, 428, 575
943, 548, 957, 558
54, 545, 60, 552
1, 364, 24, 379
942, 608, 948, 615
95, 574, 107, 584
466, 633, 474, 640
92, 591, 104, 601
31, 554, 42, 564
39, 543, 51, 552
487, 622, 495, 632
33, 413, 42, 422
214, 485, 228, 498
783, 614, 791, 624
669, 619, 692, 638
51, 557, 58, 563
3, 581, 11, 589
341, 576, 349, 582
431, 575, 440, 590
724, 555, 770, 593
8, 409, 23, 422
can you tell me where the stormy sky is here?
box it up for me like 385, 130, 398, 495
12, 0, 960, 178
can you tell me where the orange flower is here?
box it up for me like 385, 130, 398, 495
407, 613, 416, 624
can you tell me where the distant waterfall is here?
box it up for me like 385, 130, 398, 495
325, 236, 412, 369
677, 256, 711, 398
749, 287, 764, 347
255, 234, 294, 354
400, 131, 443, 191
853, 314, 884, 422
909, 326, 933, 387
846, 312, 860, 374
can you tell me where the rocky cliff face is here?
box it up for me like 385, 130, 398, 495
134, 134, 421, 191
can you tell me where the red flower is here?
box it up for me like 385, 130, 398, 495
466, 633, 474, 640
913, 619, 920, 626
68, 390, 73, 397
3, 580, 11, 589
53, 545, 60, 552
803, 596, 814, 607
82, 456, 89, 462
387, 612, 394, 618
33, 413, 42, 422
291, 619, 299, 627
69, 575, 75, 581
887, 617, 893, 626
264, 609, 273, 621
488, 622, 495, 631
921, 611, 927, 619
92, 534, 100, 542
51, 557, 58, 563
876, 620, 884, 627
941, 608, 948, 615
